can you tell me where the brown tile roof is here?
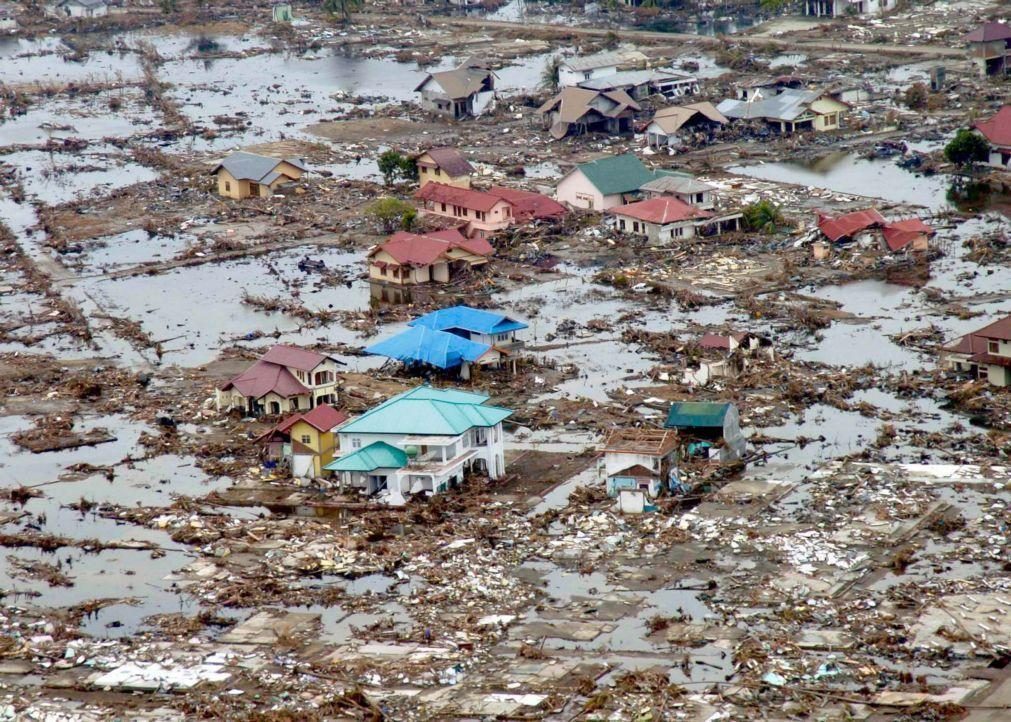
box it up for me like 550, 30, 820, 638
963, 22, 1011, 43
881, 218, 933, 252
486, 187, 567, 221
276, 404, 349, 433
261, 345, 332, 371
974, 106, 1011, 148
370, 231, 493, 267
415, 182, 509, 213
220, 360, 310, 399
421, 148, 474, 178
816, 208, 887, 243
608, 196, 712, 224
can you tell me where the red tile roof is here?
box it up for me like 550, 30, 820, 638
221, 359, 309, 399
276, 404, 349, 433
420, 148, 474, 178
969, 352, 1011, 368
817, 208, 887, 243
608, 196, 712, 224
261, 344, 331, 371
415, 182, 509, 213
487, 186, 567, 221
944, 315, 1011, 355
974, 106, 1011, 148
963, 22, 1011, 44
370, 231, 493, 267
881, 218, 934, 252
973, 315, 1011, 342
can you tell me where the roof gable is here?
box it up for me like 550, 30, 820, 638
365, 326, 493, 369
261, 344, 332, 371
325, 441, 408, 472
419, 148, 475, 177
974, 106, 1011, 147
486, 187, 566, 221
213, 152, 307, 183
415, 182, 509, 213
220, 360, 309, 399
608, 196, 712, 224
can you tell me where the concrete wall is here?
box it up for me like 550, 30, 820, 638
418, 156, 471, 189
555, 169, 626, 210
604, 450, 660, 478
560, 64, 616, 88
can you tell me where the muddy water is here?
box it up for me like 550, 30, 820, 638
0, 414, 227, 638
4, 147, 160, 206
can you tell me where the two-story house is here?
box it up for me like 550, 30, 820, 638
943, 315, 1011, 388
414, 182, 514, 239
256, 404, 349, 478
217, 345, 345, 415
408, 305, 527, 353
326, 386, 512, 504
598, 428, 680, 513
416, 147, 474, 189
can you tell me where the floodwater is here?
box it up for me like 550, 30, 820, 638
0, 414, 227, 638
3, 147, 160, 206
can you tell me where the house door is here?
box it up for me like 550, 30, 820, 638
269, 401, 281, 415
248, 182, 261, 196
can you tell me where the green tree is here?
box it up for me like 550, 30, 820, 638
323, 0, 361, 23
378, 150, 406, 186
366, 197, 417, 233
540, 56, 561, 93
398, 154, 419, 183
159, 0, 178, 13
944, 128, 990, 169
742, 200, 783, 234
760, 0, 789, 11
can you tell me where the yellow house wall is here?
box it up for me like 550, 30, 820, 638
417, 154, 471, 189
289, 420, 337, 476
216, 169, 247, 199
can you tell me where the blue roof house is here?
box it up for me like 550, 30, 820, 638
408, 305, 528, 373
328, 386, 513, 504
368, 306, 529, 379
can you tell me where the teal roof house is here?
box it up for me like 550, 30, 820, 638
326, 386, 512, 504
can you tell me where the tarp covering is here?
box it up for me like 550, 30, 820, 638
365, 325, 491, 369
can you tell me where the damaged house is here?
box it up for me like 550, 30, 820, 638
557, 49, 649, 87
598, 428, 680, 513
256, 404, 348, 479
577, 68, 699, 101
217, 345, 344, 415
718, 88, 848, 134
942, 315, 1011, 388
50, 0, 109, 18
415, 58, 496, 120
211, 152, 307, 200
537, 86, 641, 141
644, 102, 729, 149
974, 105, 1011, 170
367, 229, 492, 287
366, 306, 527, 379
802, 0, 896, 17
416, 147, 474, 189
608, 196, 713, 243
816, 208, 934, 252
964, 22, 1011, 78
326, 386, 512, 503
664, 401, 746, 463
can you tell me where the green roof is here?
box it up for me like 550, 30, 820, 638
338, 386, 513, 436
325, 441, 407, 473
577, 154, 656, 197
665, 401, 732, 429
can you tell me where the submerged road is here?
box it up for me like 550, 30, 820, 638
427, 16, 964, 59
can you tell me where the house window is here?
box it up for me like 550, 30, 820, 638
290, 398, 299, 410
441, 203, 447, 212
619, 219, 627, 230
435, 167, 442, 176
503, 207, 510, 217
696, 193, 704, 203
351, 438, 361, 449
633, 221, 640, 233
989, 340, 1000, 354
314, 371, 333, 386
583, 71, 592, 80
300, 434, 311, 444
673, 227, 683, 238
224, 181, 231, 191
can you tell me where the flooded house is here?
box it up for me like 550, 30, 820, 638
217, 345, 344, 415
50, 0, 109, 18
942, 316, 1011, 388
367, 230, 492, 287
608, 196, 713, 243
211, 152, 307, 200
577, 69, 700, 101
598, 429, 680, 513
554, 153, 657, 210
817, 209, 934, 252
414, 183, 514, 239
256, 405, 349, 478
664, 401, 746, 463
414, 58, 496, 120
485, 187, 567, 223
557, 50, 649, 87
963, 22, 1011, 78
409, 305, 527, 357
802, 0, 896, 17
537, 86, 641, 141
327, 386, 512, 503
718, 88, 847, 134
644, 102, 729, 149
684, 332, 775, 385
974, 105, 1011, 170
416, 147, 474, 189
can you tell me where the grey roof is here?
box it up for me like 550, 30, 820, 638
560, 50, 648, 72
717, 88, 821, 122
640, 175, 716, 195
63, 0, 107, 7
211, 152, 307, 182
577, 69, 696, 91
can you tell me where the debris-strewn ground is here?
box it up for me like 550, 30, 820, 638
2, 0, 1011, 719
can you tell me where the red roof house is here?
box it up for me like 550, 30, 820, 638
368, 230, 493, 286
817, 209, 933, 252
414, 182, 515, 239
963, 22, 1011, 44
217, 345, 344, 416
609, 196, 712, 224
943, 315, 1011, 387
487, 186, 567, 221
974, 106, 1011, 149
881, 218, 934, 252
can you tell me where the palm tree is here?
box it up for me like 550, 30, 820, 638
540, 56, 561, 93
